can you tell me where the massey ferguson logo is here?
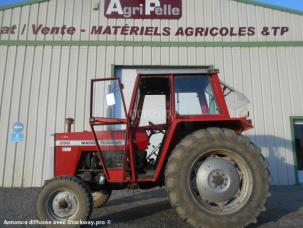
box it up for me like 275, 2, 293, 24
105, 0, 182, 19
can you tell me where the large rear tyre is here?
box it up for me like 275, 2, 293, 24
36, 176, 93, 221
92, 189, 112, 208
165, 128, 271, 228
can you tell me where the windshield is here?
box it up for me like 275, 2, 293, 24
91, 79, 126, 119
220, 82, 250, 110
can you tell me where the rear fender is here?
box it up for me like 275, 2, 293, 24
175, 117, 253, 133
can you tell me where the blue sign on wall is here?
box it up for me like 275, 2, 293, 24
11, 133, 24, 142
13, 121, 24, 133
11, 121, 25, 142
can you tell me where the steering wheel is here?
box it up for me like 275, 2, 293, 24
148, 121, 165, 134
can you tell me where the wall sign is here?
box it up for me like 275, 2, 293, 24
13, 121, 24, 133
11, 121, 25, 142
0, 24, 290, 38
104, 0, 182, 19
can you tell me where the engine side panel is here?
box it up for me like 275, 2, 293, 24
54, 131, 126, 180
54, 130, 149, 183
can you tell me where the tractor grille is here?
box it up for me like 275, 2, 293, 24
102, 151, 124, 169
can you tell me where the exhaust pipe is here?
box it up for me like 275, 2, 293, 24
65, 118, 74, 133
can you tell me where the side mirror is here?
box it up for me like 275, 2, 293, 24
120, 83, 124, 89
106, 93, 116, 106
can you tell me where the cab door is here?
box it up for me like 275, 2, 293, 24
89, 78, 129, 182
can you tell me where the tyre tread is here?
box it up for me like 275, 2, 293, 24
165, 128, 271, 228
36, 176, 93, 221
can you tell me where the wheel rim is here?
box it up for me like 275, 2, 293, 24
47, 190, 79, 220
189, 149, 253, 215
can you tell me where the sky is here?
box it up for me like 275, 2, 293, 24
0, 0, 302, 11
258, 0, 303, 11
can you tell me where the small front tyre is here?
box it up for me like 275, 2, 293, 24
165, 128, 271, 228
36, 176, 93, 221
92, 189, 112, 208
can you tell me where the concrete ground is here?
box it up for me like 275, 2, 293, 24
1, 186, 303, 227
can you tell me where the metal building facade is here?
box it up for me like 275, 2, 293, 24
0, 0, 302, 187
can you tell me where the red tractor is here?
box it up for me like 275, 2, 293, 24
36, 68, 271, 227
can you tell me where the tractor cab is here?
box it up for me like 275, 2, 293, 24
88, 68, 252, 185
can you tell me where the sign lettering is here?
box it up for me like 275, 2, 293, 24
0, 24, 291, 37
104, 0, 182, 19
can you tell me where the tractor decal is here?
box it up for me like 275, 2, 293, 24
56, 140, 125, 146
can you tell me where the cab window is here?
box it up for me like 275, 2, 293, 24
174, 75, 219, 115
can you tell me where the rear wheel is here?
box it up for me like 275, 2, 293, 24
165, 128, 271, 228
36, 176, 93, 221
92, 189, 112, 208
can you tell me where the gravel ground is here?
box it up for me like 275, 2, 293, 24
1, 186, 303, 227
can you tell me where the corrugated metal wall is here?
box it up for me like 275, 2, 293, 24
0, 0, 302, 186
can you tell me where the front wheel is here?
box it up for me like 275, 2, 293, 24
92, 189, 112, 208
165, 128, 271, 228
36, 176, 93, 221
